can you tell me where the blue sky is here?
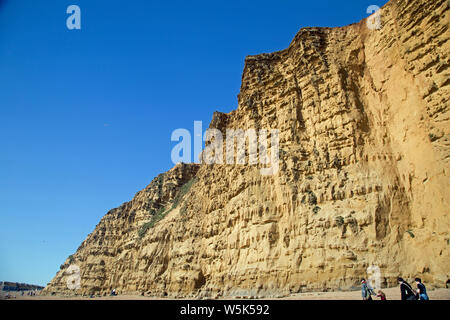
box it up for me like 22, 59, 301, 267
0, 0, 389, 286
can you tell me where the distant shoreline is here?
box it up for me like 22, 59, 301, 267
0, 281, 44, 292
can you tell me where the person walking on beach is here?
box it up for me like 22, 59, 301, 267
361, 279, 374, 300
398, 277, 417, 300
415, 278, 429, 300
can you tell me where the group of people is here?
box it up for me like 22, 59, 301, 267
398, 277, 429, 300
361, 277, 429, 300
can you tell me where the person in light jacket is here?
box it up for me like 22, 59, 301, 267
361, 279, 373, 300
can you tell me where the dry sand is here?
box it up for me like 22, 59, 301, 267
3, 287, 449, 300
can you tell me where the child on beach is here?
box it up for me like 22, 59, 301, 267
376, 290, 386, 300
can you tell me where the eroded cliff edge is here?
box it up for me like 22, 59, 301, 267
44, 0, 449, 297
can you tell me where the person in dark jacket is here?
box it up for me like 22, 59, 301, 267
415, 278, 429, 300
398, 277, 417, 300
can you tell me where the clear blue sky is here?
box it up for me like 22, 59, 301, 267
0, 0, 389, 286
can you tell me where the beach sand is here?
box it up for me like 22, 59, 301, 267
3, 287, 449, 300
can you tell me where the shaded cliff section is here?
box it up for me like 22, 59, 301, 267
44, 0, 448, 297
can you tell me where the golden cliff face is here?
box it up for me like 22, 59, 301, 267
44, 0, 449, 297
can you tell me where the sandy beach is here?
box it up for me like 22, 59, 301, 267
3, 287, 449, 300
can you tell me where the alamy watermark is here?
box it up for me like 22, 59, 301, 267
367, 265, 381, 289
366, 5, 381, 30
171, 121, 279, 176
66, 264, 81, 289
66, 5, 81, 30
64, 5, 381, 31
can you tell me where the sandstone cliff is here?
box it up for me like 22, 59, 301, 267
44, 0, 449, 297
